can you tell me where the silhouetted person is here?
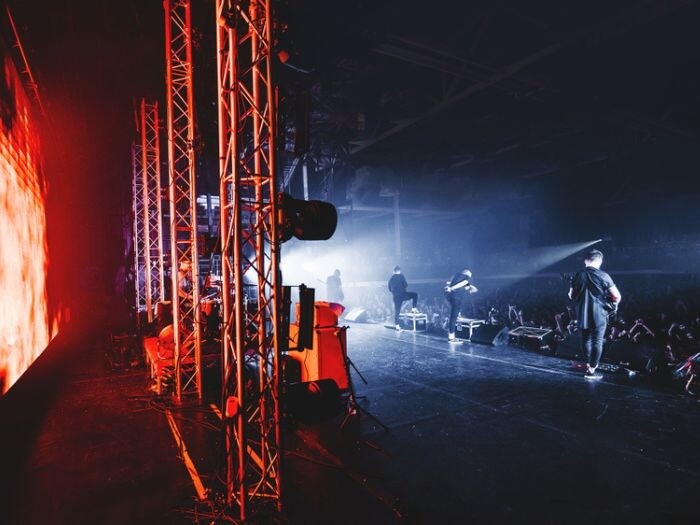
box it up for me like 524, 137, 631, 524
326, 269, 344, 304
568, 250, 621, 380
388, 265, 418, 330
445, 268, 478, 342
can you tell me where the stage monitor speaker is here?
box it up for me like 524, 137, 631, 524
285, 379, 341, 423
470, 324, 509, 346
344, 307, 368, 323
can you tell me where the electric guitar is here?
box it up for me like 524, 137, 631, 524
444, 281, 477, 299
604, 299, 619, 321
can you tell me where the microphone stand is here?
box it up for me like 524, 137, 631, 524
336, 326, 389, 432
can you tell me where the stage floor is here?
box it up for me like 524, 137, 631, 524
2, 323, 699, 524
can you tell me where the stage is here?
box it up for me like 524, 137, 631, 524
2, 323, 699, 524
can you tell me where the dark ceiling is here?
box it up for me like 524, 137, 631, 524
3, 0, 700, 218
278, 0, 700, 209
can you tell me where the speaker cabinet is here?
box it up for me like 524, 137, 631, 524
288, 324, 349, 390
470, 324, 510, 346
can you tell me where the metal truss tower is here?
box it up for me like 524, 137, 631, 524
140, 99, 166, 322
164, 0, 202, 402
132, 142, 147, 320
216, 0, 282, 517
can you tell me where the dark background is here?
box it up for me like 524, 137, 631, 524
3, 0, 699, 319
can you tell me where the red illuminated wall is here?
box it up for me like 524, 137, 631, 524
0, 43, 55, 395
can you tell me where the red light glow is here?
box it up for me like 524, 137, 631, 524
0, 53, 53, 395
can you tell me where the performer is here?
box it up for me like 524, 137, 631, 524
568, 250, 621, 380
326, 268, 344, 304
388, 265, 419, 330
444, 268, 478, 342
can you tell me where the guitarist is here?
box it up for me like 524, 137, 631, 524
445, 268, 479, 343
568, 250, 621, 380
325, 268, 344, 304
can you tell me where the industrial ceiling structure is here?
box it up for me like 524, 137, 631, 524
3, 0, 699, 278
273, 0, 699, 210
273, 0, 700, 254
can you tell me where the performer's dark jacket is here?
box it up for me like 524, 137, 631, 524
388, 273, 408, 297
446, 273, 470, 301
570, 267, 616, 329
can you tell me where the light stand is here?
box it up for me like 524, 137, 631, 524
336, 326, 389, 432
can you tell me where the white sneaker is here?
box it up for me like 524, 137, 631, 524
584, 366, 603, 380
395, 324, 401, 331
411, 308, 419, 314
448, 332, 458, 342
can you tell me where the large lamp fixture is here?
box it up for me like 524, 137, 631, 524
278, 192, 337, 242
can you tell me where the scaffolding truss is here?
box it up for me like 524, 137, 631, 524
164, 0, 202, 402
140, 99, 166, 322
216, 0, 282, 517
132, 142, 147, 319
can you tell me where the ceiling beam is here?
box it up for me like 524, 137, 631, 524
350, 0, 692, 156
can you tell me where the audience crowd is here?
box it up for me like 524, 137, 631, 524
349, 273, 700, 383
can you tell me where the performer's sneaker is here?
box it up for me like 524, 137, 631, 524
395, 324, 401, 331
411, 308, 419, 314
584, 367, 603, 380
